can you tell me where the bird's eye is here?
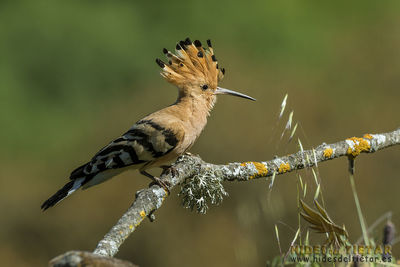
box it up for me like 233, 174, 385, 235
201, 84, 208, 90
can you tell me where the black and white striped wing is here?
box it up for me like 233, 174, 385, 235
41, 119, 181, 211
69, 119, 179, 184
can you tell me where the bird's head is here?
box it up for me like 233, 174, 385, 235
156, 38, 255, 106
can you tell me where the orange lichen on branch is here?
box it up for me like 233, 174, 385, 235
278, 163, 291, 173
323, 147, 333, 158
363, 133, 373, 139
346, 137, 371, 157
241, 161, 268, 179
139, 210, 146, 218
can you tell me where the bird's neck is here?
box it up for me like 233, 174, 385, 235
164, 94, 216, 150
170, 94, 216, 143
175, 94, 216, 120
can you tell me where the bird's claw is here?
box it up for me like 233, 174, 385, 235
149, 178, 171, 195
161, 166, 178, 177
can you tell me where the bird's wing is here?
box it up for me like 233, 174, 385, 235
41, 119, 183, 211
69, 119, 182, 183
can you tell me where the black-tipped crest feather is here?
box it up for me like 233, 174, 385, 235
157, 38, 224, 88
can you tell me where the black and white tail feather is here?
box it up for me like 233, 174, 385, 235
40, 178, 85, 211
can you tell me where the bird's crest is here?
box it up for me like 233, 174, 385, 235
156, 38, 225, 90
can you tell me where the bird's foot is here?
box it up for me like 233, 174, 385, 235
141, 170, 171, 195
161, 165, 178, 177
184, 152, 194, 156
149, 177, 171, 195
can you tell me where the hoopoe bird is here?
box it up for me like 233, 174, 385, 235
41, 38, 255, 211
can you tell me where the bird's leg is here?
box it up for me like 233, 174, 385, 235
140, 170, 170, 194
160, 165, 178, 177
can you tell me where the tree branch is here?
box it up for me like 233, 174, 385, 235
93, 128, 400, 257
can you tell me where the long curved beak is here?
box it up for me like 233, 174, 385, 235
215, 87, 256, 101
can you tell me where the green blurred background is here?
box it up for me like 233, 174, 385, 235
1, 1, 399, 266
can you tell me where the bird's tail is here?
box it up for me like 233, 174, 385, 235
41, 177, 85, 211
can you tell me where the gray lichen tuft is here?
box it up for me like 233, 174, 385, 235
179, 168, 228, 214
